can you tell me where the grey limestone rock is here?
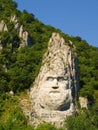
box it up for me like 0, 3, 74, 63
10, 15, 20, 32
10, 15, 18, 23
18, 25, 32, 48
10, 15, 31, 48
79, 97, 88, 109
0, 20, 8, 32
29, 32, 79, 128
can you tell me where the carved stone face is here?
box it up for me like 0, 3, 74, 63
29, 33, 78, 127
38, 72, 72, 111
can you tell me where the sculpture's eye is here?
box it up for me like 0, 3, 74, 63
47, 77, 54, 81
57, 77, 65, 81
57, 77, 68, 81
64, 76, 68, 80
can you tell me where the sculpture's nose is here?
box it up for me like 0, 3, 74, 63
52, 79, 59, 89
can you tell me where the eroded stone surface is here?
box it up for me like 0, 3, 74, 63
79, 97, 88, 109
10, 15, 32, 48
29, 32, 79, 127
0, 20, 8, 32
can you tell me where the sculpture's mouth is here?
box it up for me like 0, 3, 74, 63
49, 91, 60, 93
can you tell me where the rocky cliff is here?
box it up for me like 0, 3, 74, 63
10, 15, 32, 48
29, 32, 79, 128
0, 15, 32, 51
0, 20, 8, 32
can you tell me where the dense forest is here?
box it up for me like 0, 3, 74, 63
0, 0, 98, 130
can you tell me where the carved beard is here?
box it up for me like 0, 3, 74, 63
37, 88, 72, 111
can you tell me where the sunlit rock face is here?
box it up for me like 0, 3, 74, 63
10, 15, 32, 48
0, 20, 8, 32
29, 32, 79, 127
79, 97, 88, 109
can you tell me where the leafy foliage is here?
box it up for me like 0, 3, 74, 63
0, 93, 35, 130
0, 0, 98, 129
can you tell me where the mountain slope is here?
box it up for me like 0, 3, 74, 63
0, 0, 98, 130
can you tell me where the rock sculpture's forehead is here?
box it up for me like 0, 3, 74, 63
42, 56, 69, 77
43, 70, 67, 79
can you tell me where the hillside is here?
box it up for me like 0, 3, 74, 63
0, 0, 98, 130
